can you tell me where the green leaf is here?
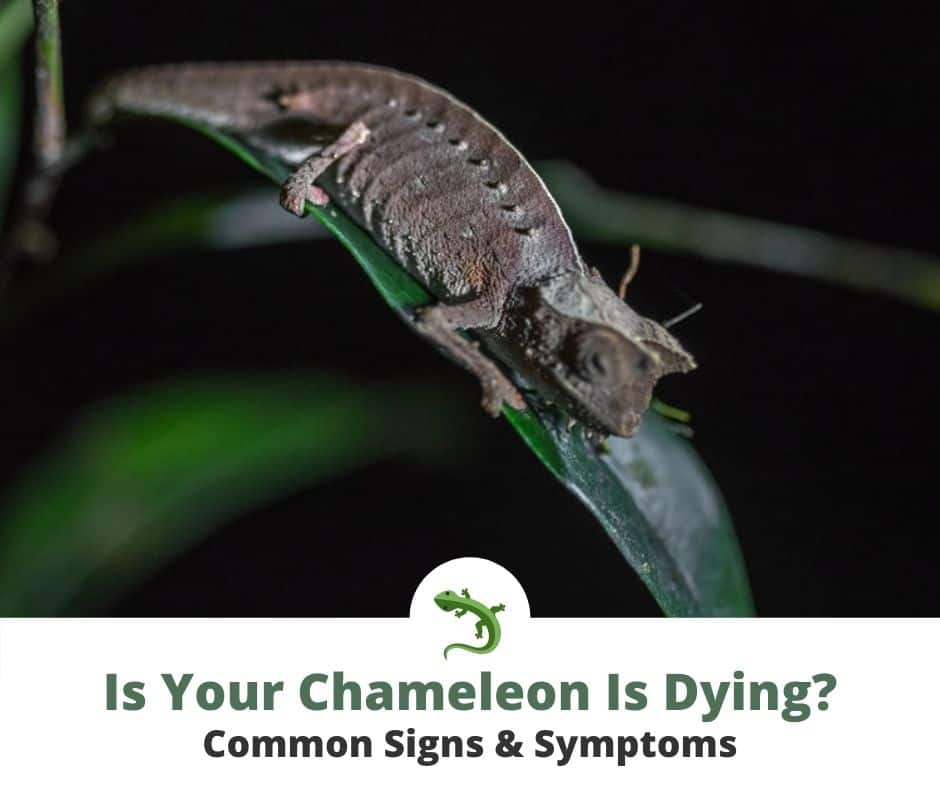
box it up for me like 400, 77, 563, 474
91, 114, 752, 616
508, 403, 750, 616
538, 159, 940, 313
0, 374, 467, 615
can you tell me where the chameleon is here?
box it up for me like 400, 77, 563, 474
89, 62, 696, 437
434, 588, 505, 658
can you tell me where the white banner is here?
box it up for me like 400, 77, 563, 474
0, 558, 935, 785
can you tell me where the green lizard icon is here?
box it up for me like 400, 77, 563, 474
434, 588, 506, 659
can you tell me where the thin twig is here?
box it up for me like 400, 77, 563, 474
617, 243, 640, 300
662, 302, 703, 329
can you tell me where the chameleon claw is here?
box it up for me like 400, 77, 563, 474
461, 588, 471, 598
491, 603, 506, 614
480, 377, 525, 417
280, 177, 329, 216
454, 609, 468, 618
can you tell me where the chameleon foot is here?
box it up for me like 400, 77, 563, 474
280, 175, 329, 215
278, 120, 370, 217
480, 373, 526, 417
413, 303, 526, 418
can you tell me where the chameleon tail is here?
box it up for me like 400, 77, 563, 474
443, 642, 490, 659
86, 62, 294, 129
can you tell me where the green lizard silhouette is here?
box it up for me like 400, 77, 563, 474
434, 588, 506, 659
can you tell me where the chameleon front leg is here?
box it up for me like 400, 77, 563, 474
279, 120, 370, 216
414, 300, 526, 417
454, 589, 471, 616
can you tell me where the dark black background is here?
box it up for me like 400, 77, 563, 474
3, 2, 938, 615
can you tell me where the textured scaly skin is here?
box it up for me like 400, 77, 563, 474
93, 62, 583, 308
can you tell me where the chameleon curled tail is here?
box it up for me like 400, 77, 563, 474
443, 634, 500, 659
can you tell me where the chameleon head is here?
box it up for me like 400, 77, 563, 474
509, 272, 696, 438
434, 590, 459, 612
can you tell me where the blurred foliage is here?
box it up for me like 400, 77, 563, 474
0, 375, 469, 615
540, 160, 940, 312
0, 62, 22, 223
5, 0, 938, 619
1, 32, 754, 615
68, 188, 330, 273
91, 116, 750, 616
4, 188, 331, 324
0, 0, 33, 223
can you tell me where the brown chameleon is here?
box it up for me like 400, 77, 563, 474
91, 62, 695, 437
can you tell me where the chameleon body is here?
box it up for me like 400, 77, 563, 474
91, 62, 695, 437
434, 588, 505, 658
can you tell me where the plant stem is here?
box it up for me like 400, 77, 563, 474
539, 160, 940, 313
32, 0, 64, 169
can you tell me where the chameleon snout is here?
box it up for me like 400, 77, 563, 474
434, 589, 457, 611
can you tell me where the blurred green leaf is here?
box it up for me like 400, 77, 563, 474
69, 187, 330, 274
0, 0, 33, 62
538, 159, 940, 313
0, 375, 468, 615
100, 117, 748, 616
5, 188, 334, 326
0, 62, 21, 223
0, 0, 33, 224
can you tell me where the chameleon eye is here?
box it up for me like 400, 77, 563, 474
587, 351, 607, 377
567, 328, 620, 381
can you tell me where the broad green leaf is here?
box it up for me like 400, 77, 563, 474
91, 114, 753, 616
508, 403, 750, 616
0, 375, 467, 615
538, 159, 940, 313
